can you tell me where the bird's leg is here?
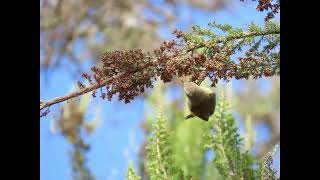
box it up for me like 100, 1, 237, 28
185, 114, 195, 120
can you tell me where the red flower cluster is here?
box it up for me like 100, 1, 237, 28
256, 0, 280, 21
86, 49, 155, 103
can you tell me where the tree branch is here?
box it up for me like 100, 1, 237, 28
40, 28, 280, 111
40, 80, 107, 110
186, 29, 280, 52
40, 60, 154, 111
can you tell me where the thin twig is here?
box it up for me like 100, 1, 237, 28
187, 29, 279, 52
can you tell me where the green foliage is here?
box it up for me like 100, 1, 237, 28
146, 112, 185, 179
203, 92, 278, 180
172, 120, 207, 179
142, 91, 278, 180
204, 92, 255, 179
248, 22, 262, 34
173, 20, 280, 86
126, 161, 141, 180
232, 77, 280, 160
244, 114, 255, 151
142, 80, 184, 131
256, 145, 278, 180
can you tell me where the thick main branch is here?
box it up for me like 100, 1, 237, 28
40, 80, 107, 110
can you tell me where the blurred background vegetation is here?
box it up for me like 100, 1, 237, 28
40, 0, 279, 179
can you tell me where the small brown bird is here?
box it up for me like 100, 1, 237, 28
183, 81, 216, 121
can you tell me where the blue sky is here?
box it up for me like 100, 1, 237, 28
40, 1, 280, 179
